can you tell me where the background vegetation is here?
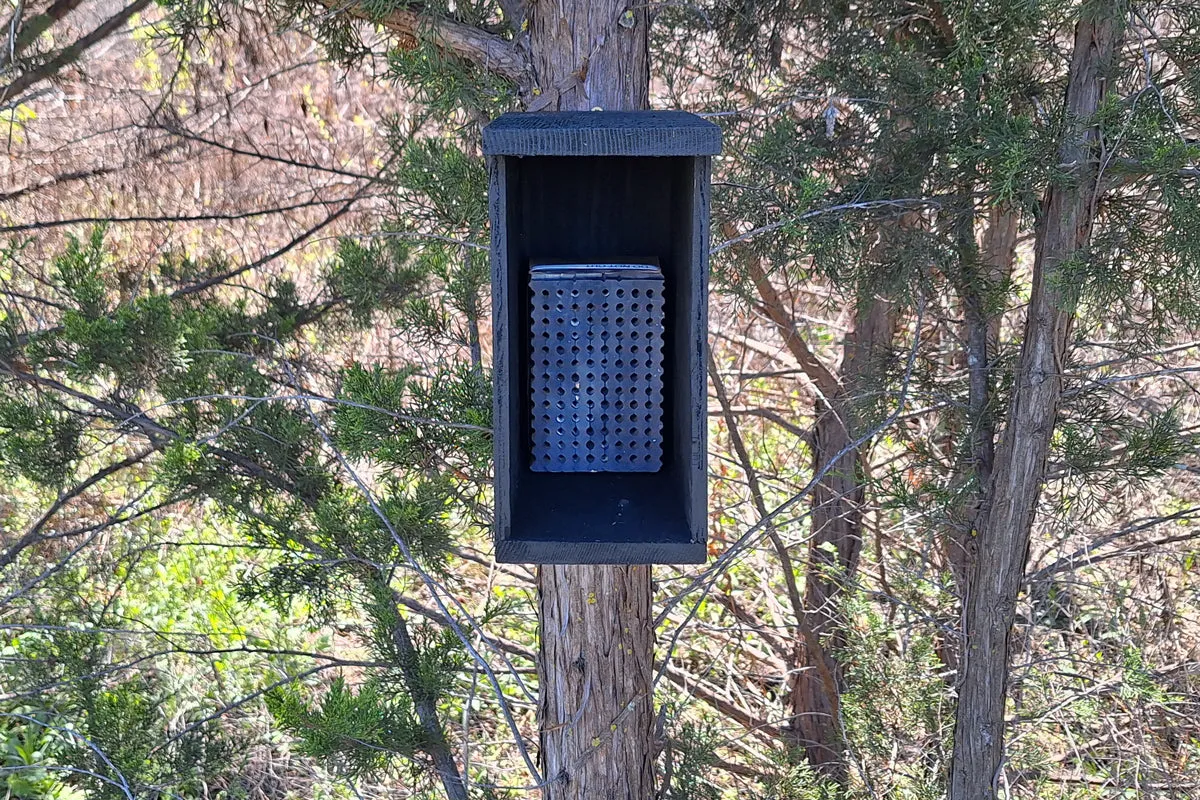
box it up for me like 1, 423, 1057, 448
2, 0, 1198, 797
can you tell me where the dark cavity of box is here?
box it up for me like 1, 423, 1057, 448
485, 111, 720, 564
530, 263, 665, 473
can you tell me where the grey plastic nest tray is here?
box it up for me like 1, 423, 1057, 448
529, 263, 665, 473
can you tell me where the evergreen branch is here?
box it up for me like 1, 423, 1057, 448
1071, 340, 1200, 372
2, 645, 387, 705
711, 198, 944, 255
297, 392, 545, 786
169, 170, 382, 300
391, 593, 534, 662
0, 286, 70, 311
1064, 364, 1200, 396
1, 483, 157, 606
153, 662, 376, 751
135, 392, 491, 434
0, 714, 135, 799
1100, 157, 1200, 186
5, 176, 380, 350
0, 367, 321, 503
382, 588, 470, 800
18, 493, 196, 549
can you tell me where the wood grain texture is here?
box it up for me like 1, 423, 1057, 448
684, 157, 711, 541
539, 564, 655, 798
489, 154, 514, 553
498, 540, 705, 564
529, 0, 648, 114
483, 111, 721, 157
949, 12, 1123, 799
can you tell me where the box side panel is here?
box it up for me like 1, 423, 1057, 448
689, 156, 712, 544
489, 155, 514, 551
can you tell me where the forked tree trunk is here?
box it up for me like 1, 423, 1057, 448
945, 205, 1019, 617
949, 11, 1123, 798
527, 3, 655, 798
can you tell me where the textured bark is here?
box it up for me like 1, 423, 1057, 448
789, 296, 895, 779
938, 205, 1019, 677
528, 0, 649, 112
744, 247, 896, 779
946, 206, 1019, 594
386, 586, 470, 800
949, 12, 1122, 799
539, 564, 655, 798
528, 3, 655, 799
330, 2, 529, 84
979, 209, 1020, 365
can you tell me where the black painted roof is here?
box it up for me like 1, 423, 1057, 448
482, 111, 722, 157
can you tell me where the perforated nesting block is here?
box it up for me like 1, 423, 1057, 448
530, 263, 665, 472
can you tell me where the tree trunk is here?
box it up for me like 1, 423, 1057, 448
949, 11, 1122, 799
789, 296, 895, 779
744, 246, 897, 780
527, 3, 655, 799
945, 205, 1019, 611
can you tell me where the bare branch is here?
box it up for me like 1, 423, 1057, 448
0, 0, 154, 109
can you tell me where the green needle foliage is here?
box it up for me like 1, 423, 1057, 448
2, 81, 496, 787
267, 675, 424, 780
4, 0, 1200, 797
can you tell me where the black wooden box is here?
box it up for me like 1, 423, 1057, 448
484, 111, 720, 564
